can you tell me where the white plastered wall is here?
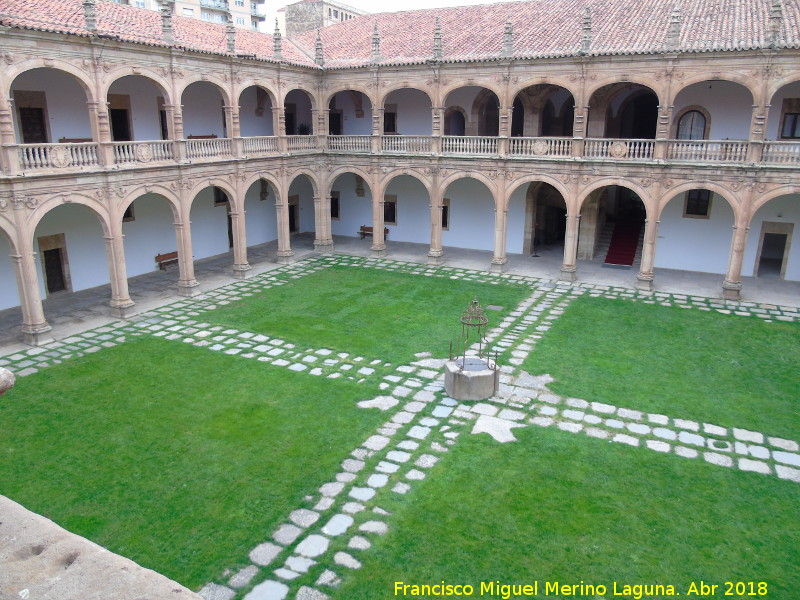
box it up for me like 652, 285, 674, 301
441, 178, 495, 251
330, 173, 373, 237
11, 68, 93, 142
288, 177, 316, 233
0, 234, 18, 310
384, 88, 432, 135
121, 194, 179, 277
654, 192, 734, 274
506, 184, 529, 254
672, 81, 753, 139
331, 91, 372, 135
189, 188, 234, 258
182, 83, 226, 138
34, 205, 109, 297
239, 87, 275, 137
108, 76, 164, 141
243, 181, 279, 245
285, 90, 313, 133
744, 194, 800, 280
384, 175, 430, 245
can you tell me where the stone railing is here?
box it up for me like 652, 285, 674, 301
585, 138, 655, 160
185, 137, 232, 160
18, 142, 100, 171
382, 135, 434, 153
286, 135, 317, 152
762, 141, 800, 165
509, 136, 572, 157
327, 135, 371, 152
667, 139, 749, 163
113, 141, 175, 165
242, 136, 279, 155
442, 136, 498, 155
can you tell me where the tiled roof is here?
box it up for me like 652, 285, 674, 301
293, 0, 800, 67
0, 0, 797, 70
0, 0, 317, 67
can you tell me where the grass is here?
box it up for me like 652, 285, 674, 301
203, 265, 531, 365
0, 336, 385, 590
337, 425, 800, 599
524, 296, 800, 439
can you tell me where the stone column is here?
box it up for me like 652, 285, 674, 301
489, 201, 508, 272
722, 222, 750, 300
498, 105, 512, 157
104, 219, 136, 317
275, 192, 294, 264
747, 103, 770, 163
372, 106, 384, 153
560, 212, 580, 281
314, 195, 334, 252
370, 195, 386, 257
654, 105, 673, 161
0, 97, 20, 175
90, 100, 115, 166
229, 205, 252, 279
274, 106, 287, 153
571, 105, 589, 157
636, 218, 660, 291
431, 105, 444, 154
224, 104, 242, 158
174, 212, 200, 296
12, 247, 53, 345
172, 104, 187, 161
427, 188, 444, 265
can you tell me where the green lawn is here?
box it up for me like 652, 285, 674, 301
525, 296, 800, 439
337, 425, 800, 599
204, 265, 531, 364
0, 337, 385, 590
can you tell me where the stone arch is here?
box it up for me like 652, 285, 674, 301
507, 175, 571, 205
657, 182, 741, 223
378, 86, 432, 109
187, 179, 239, 212
512, 83, 576, 137
178, 76, 232, 107
670, 73, 757, 106
287, 170, 320, 197
768, 74, 800, 104
0, 217, 19, 255
443, 106, 467, 135
327, 89, 373, 135
670, 79, 753, 140
584, 77, 663, 107
119, 185, 182, 222
237, 81, 280, 108
441, 81, 504, 106
379, 169, 433, 195
586, 82, 661, 139
440, 172, 499, 201
284, 88, 316, 134
470, 88, 501, 136
241, 173, 283, 199
750, 184, 800, 216
102, 69, 172, 104
577, 179, 653, 215
510, 79, 578, 104
671, 105, 712, 139
328, 166, 374, 195
27, 194, 111, 238
6, 61, 95, 101
506, 177, 570, 256
324, 85, 376, 109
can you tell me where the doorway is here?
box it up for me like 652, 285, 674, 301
756, 222, 793, 278
288, 196, 299, 233
38, 233, 71, 295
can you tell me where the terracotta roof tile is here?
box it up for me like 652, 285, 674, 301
0, 0, 797, 69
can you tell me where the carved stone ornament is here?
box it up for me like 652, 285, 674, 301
50, 146, 73, 168
12, 195, 39, 210
608, 141, 629, 159
532, 140, 550, 156
639, 177, 653, 187
3, 54, 14, 65
581, 175, 593, 185
0, 199, 8, 211
662, 178, 674, 188
135, 143, 153, 163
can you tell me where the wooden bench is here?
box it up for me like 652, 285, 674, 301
358, 226, 389, 239
58, 137, 93, 143
155, 251, 178, 270
187, 134, 218, 139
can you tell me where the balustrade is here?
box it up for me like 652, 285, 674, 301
242, 136, 279, 155
286, 135, 318, 151
381, 136, 433, 153
185, 137, 232, 160
327, 136, 371, 152
667, 140, 748, 163
760, 141, 800, 165
442, 136, 498, 155
18, 142, 99, 171
113, 141, 175, 165
585, 139, 655, 160
509, 137, 572, 157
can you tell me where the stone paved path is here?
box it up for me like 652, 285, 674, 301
1, 253, 798, 600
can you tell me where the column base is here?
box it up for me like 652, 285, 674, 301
21, 322, 54, 347
314, 241, 335, 254
177, 280, 201, 297
635, 273, 654, 291
427, 250, 444, 265
559, 266, 577, 282
489, 258, 507, 273
233, 263, 252, 279
369, 245, 387, 258
722, 279, 742, 301
276, 251, 295, 265
110, 301, 136, 319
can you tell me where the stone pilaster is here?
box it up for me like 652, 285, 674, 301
636, 218, 660, 291
560, 212, 580, 281
722, 222, 750, 300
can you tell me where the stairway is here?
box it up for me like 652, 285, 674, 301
604, 219, 644, 266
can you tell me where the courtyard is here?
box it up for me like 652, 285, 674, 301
0, 253, 798, 600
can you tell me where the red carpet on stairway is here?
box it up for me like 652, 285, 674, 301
604, 220, 643, 266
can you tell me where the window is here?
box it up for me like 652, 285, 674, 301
384, 195, 397, 225
441, 198, 450, 230
236, 17, 245, 25
252, 20, 258, 29
183, 7, 194, 16
781, 113, 800, 139
235, 0, 244, 5
684, 190, 712, 219
123, 204, 135, 222
333, 9, 338, 17
135, 0, 145, 7
201, 11, 210, 20
214, 187, 229, 206
330, 191, 340, 220
677, 110, 707, 140
328, 8, 332, 16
